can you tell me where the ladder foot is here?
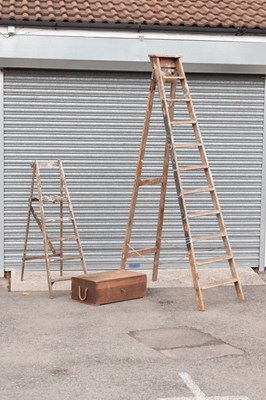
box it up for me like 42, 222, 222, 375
198, 305, 205, 312
196, 300, 205, 311
152, 265, 159, 281
236, 284, 245, 302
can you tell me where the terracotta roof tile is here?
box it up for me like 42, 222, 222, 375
0, 0, 265, 30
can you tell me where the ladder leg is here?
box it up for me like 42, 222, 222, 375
60, 166, 63, 276
189, 255, 205, 311
120, 73, 156, 269
153, 80, 176, 280
228, 253, 245, 301
152, 56, 206, 310
152, 139, 169, 281
21, 163, 36, 281
35, 162, 54, 298
176, 58, 244, 304
59, 161, 87, 274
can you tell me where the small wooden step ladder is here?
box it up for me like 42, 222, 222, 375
21, 160, 87, 298
120, 54, 244, 311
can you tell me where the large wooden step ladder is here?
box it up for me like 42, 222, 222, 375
21, 160, 87, 298
120, 54, 244, 311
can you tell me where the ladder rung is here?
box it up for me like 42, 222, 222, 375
188, 209, 220, 218
24, 255, 46, 261
127, 246, 157, 258
48, 235, 77, 243
51, 276, 72, 283
163, 75, 185, 81
168, 98, 191, 102
139, 177, 164, 186
183, 187, 214, 195
32, 195, 66, 203
193, 232, 226, 242
49, 256, 82, 263
171, 120, 197, 125
23, 254, 81, 262
201, 277, 239, 290
45, 217, 73, 223
24, 253, 61, 261
179, 165, 208, 172
175, 143, 202, 148
197, 255, 232, 267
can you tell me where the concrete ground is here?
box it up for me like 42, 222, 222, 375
0, 268, 266, 400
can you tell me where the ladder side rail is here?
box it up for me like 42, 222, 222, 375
120, 72, 157, 269
59, 161, 87, 274
152, 80, 177, 281
21, 162, 36, 281
176, 59, 223, 215
153, 56, 205, 310
177, 59, 230, 235
152, 138, 169, 281
60, 164, 64, 276
35, 161, 54, 298
177, 60, 244, 301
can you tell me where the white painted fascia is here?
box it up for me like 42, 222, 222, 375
0, 25, 266, 73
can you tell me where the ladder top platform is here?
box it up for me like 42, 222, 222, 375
31, 160, 60, 169
149, 54, 182, 59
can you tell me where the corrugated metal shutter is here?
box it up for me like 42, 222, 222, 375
3, 70, 264, 271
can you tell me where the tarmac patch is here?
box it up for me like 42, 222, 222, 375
130, 327, 244, 361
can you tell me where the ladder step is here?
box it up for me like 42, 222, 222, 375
175, 143, 202, 148
24, 255, 46, 261
45, 217, 73, 223
49, 256, 82, 263
188, 209, 220, 218
197, 255, 232, 267
193, 232, 226, 242
127, 246, 157, 258
51, 276, 72, 283
179, 165, 208, 172
139, 177, 164, 186
168, 98, 191, 102
183, 187, 214, 195
171, 120, 197, 125
163, 75, 185, 82
24, 254, 82, 262
32, 195, 66, 203
201, 277, 239, 290
48, 235, 77, 243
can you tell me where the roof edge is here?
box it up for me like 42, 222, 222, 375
0, 19, 266, 35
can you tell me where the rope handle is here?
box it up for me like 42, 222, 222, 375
78, 286, 88, 301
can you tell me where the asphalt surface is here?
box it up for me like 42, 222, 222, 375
0, 278, 266, 400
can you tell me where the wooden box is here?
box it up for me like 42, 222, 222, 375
71, 270, 147, 305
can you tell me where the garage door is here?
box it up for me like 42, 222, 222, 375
3, 70, 265, 271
